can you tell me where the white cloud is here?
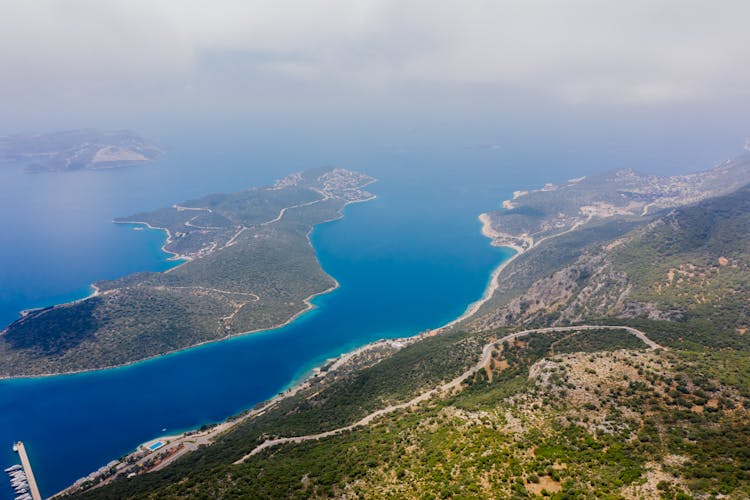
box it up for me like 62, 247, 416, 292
0, 0, 749, 118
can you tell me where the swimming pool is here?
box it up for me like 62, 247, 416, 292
147, 441, 164, 451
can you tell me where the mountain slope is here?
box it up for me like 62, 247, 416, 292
469, 184, 750, 339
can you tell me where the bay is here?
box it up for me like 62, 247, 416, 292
0, 133, 514, 497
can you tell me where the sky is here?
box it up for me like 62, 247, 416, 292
1, 0, 749, 147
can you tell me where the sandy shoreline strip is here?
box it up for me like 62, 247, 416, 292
113, 220, 190, 267
478, 213, 525, 253
431, 213, 523, 334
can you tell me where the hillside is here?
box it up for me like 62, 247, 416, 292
480, 152, 750, 251
0, 168, 375, 377
63, 155, 750, 499
468, 184, 750, 337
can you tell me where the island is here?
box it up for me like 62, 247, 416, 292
0, 168, 376, 377
0, 129, 163, 172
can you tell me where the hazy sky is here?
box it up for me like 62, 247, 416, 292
2, 0, 750, 133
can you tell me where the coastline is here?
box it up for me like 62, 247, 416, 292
52, 328, 432, 498
113, 220, 190, 272
0, 191, 377, 382
0, 284, 101, 336
430, 212, 523, 334
15, 175, 524, 496
278, 209, 520, 390
19, 284, 101, 317
54, 206, 522, 497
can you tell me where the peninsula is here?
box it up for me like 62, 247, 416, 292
0, 129, 163, 172
0, 168, 375, 377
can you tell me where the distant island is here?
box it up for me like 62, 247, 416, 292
0, 168, 375, 377
0, 129, 163, 172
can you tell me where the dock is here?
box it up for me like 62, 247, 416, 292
15, 442, 42, 500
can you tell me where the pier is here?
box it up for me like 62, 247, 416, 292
15, 442, 42, 500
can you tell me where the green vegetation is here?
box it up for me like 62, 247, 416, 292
551, 328, 646, 354
4, 299, 100, 354
595, 318, 750, 352
70, 328, 496, 498
467, 218, 641, 331
76, 324, 750, 499
611, 184, 750, 332
0, 169, 375, 377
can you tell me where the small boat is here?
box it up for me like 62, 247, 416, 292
12, 443, 18, 452
4, 464, 22, 473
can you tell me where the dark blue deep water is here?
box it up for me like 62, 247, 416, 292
0, 133, 520, 498
0, 122, 741, 498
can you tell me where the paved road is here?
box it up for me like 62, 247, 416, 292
236, 324, 663, 462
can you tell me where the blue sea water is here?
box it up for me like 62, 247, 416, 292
0, 122, 742, 498
0, 133, 520, 498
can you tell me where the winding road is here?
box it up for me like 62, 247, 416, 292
235, 324, 663, 462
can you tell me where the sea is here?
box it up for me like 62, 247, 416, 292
0, 122, 742, 497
